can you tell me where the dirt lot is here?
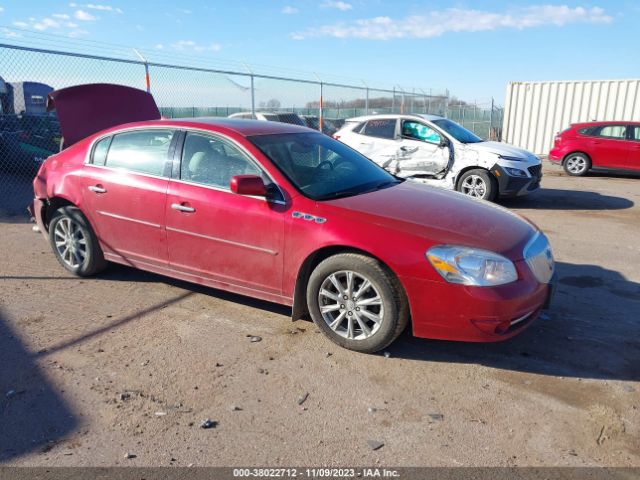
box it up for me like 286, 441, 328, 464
0, 163, 638, 467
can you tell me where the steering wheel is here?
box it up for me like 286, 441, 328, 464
332, 157, 356, 170
316, 160, 334, 170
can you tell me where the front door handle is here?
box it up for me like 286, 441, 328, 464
88, 185, 107, 193
171, 203, 195, 213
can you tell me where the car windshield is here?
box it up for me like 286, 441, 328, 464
248, 132, 401, 201
432, 118, 483, 143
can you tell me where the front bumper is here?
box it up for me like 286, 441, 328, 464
402, 261, 554, 342
491, 163, 542, 197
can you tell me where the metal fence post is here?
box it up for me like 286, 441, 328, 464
319, 82, 323, 133
250, 74, 255, 118
445, 89, 449, 118
489, 97, 494, 140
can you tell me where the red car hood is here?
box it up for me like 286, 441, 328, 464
47, 83, 161, 148
324, 181, 536, 260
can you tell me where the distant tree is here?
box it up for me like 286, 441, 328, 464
259, 98, 281, 109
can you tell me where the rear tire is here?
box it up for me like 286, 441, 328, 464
48, 206, 107, 277
563, 153, 591, 176
457, 169, 497, 201
306, 253, 409, 353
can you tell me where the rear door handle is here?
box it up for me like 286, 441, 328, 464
171, 203, 195, 213
88, 185, 107, 193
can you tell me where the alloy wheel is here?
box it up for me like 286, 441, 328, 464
565, 156, 587, 174
53, 217, 87, 269
317, 270, 384, 340
461, 175, 487, 198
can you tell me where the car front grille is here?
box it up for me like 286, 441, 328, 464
523, 233, 555, 284
528, 164, 542, 179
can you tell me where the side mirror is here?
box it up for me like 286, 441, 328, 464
230, 175, 268, 197
439, 137, 449, 148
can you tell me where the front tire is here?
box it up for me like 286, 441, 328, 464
306, 253, 409, 353
563, 153, 591, 176
48, 206, 107, 276
457, 169, 497, 201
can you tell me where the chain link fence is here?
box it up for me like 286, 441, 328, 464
0, 41, 503, 217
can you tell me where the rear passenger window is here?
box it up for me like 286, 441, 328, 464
105, 130, 174, 176
361, 119, 396, 139
92, 136, 111, 166
631, 126, 640, 141
595, 125, 626, 139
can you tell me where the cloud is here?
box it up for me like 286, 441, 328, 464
154, 43, 164, 49
74, 9, 97, 21
13, 13, 90, 36
177, 8, 191, 14
293, 4, 612, 40
171, 40, 222, 52
282, 6, 299, 14
33, 17, 61, 31
0, 7, 4, 13
67, 28, 88, 37
321, 1, 352, 11
85, 3, 123, 13
2, 28, 22, 38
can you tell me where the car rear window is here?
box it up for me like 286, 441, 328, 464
275, 113, 306, 126
577, 127, 596, 135
92, 136, 112, 166
361, 119, 396, 139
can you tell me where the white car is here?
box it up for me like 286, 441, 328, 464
334, 114, 542, 201
228, 111, 306, 126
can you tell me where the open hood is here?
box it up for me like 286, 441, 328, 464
46, 83, 161, 148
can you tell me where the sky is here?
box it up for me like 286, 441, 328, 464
0, 1, 638, 105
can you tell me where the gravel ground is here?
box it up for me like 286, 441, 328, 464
0, 163, 638, 467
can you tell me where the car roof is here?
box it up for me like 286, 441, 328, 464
116, 117, 314, 136
344, 113, 445, 122
572, 120, 640, 127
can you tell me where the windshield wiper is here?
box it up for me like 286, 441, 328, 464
316, 179, 400, 201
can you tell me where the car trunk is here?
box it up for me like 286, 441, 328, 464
46, 83, 161, 148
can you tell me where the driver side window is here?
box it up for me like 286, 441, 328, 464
401, 121, 441, 144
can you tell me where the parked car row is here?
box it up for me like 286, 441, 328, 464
29, 84, 556, 353
228, 111, 342, 136
0, 113, 61, 174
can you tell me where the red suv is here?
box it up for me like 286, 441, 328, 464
549, 121, 640, 176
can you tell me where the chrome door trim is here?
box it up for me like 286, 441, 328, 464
165, 226, 278, 256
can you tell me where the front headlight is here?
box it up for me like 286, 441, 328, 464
498, 154, 526, 162
504, 167, 528, 177
426, 245, 518, 286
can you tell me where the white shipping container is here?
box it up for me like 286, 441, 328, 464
502, 79, 640, 155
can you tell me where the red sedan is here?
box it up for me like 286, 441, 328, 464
549, 121, 640, 176
30, 84, 556, 353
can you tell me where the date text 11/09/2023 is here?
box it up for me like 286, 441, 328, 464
233, 468, 400, 478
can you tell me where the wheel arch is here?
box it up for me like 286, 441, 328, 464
291, 245, 410, 322
41, 196, 79, 231
454, 166, 494, 190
